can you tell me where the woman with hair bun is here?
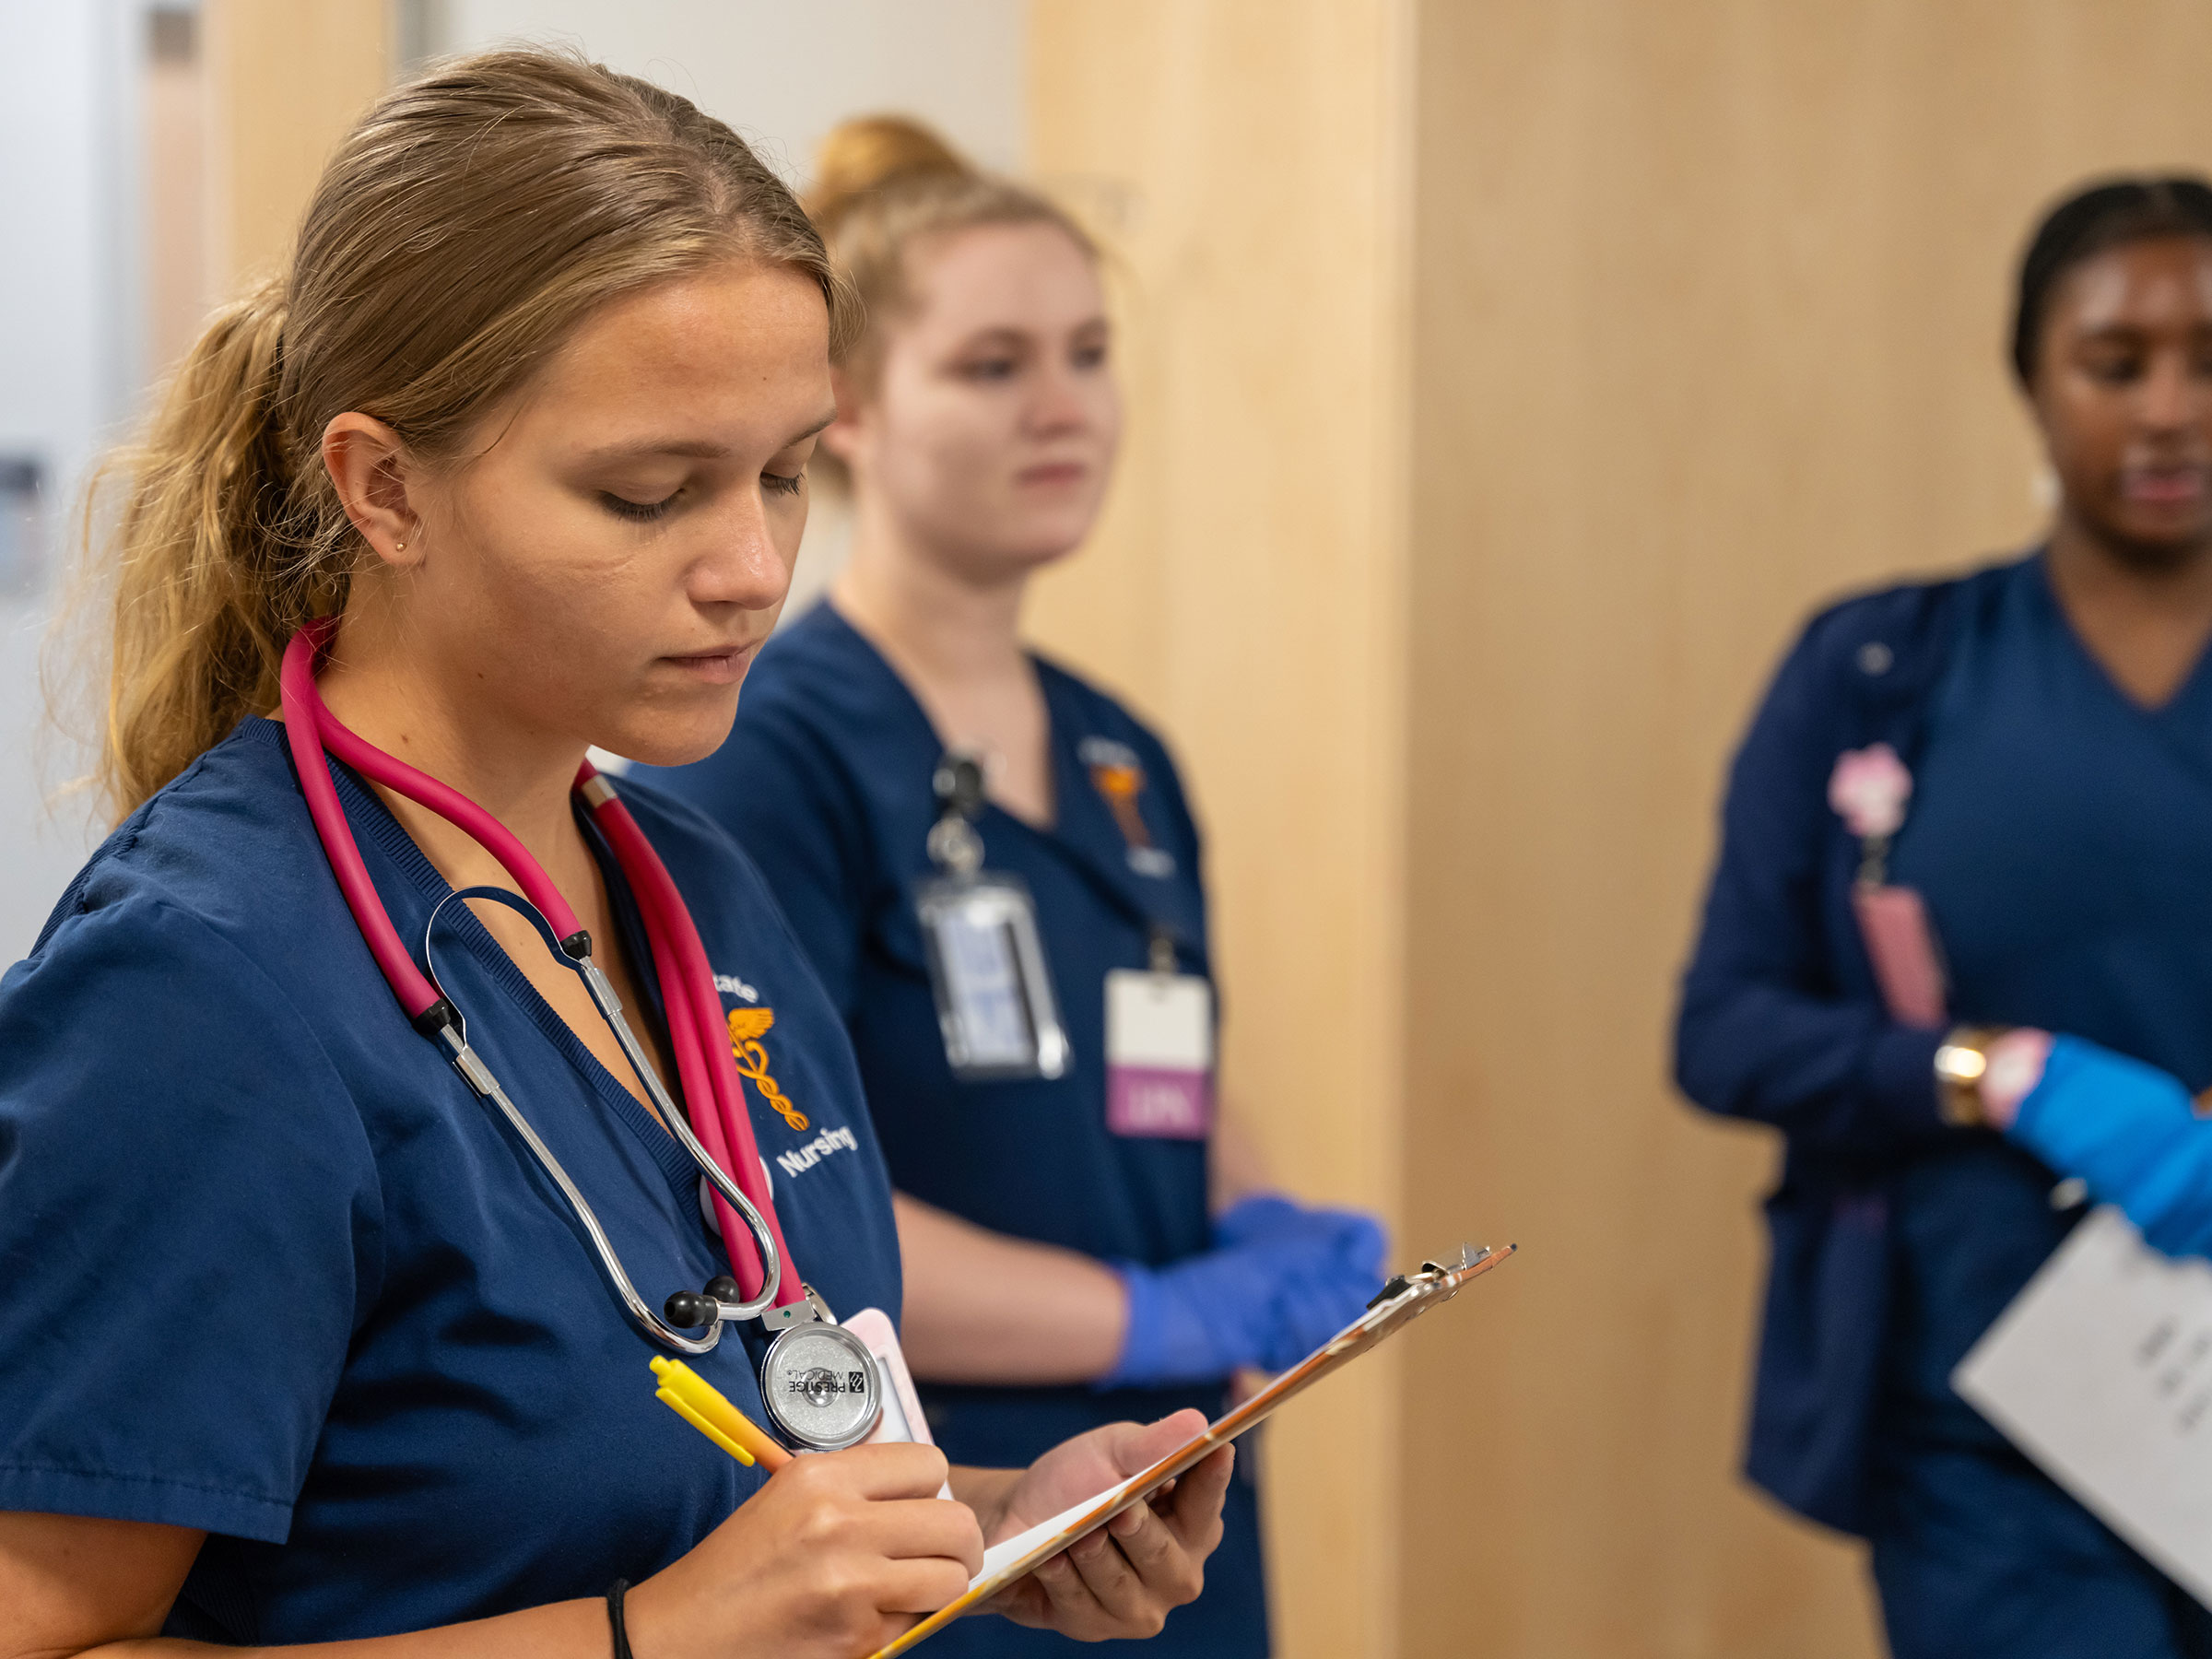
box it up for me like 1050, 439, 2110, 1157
646, 116, 1385, 1657
1679, 175, 2212, 1656
0, 53, 1229, 1657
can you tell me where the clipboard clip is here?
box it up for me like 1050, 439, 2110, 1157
1366, 1241, 1491, 1310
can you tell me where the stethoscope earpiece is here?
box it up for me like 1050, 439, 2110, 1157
664, 1277, 744, 1330
663, 1291, 713, 1329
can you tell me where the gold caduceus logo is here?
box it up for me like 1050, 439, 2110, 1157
1089, 760, 1156, 854
727, 1007, 808, 1132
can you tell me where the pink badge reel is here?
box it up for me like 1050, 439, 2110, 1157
843, 1307, 935, 1450
1851, 884, 1949, 1030
1830, 742, 1949, 1029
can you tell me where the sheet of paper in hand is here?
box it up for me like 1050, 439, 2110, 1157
869, 1241, 1517, 1658
1954, 1206, 2212, 1608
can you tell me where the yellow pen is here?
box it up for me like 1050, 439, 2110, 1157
650, 1356, 794, 1472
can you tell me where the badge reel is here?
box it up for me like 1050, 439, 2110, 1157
913, 753, 1070, 1082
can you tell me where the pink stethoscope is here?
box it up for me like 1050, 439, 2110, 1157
279, 621, 882, 1444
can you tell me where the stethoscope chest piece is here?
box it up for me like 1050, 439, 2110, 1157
759, 1288, 882, 1452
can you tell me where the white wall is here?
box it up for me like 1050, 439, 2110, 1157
428, 0, 1024, 177
0, 1, 141, 962
0, 0, 1030, 960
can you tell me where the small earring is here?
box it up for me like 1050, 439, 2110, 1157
394, 537, 408, 551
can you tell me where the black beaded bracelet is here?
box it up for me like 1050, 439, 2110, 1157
606, 1578, 635, 1659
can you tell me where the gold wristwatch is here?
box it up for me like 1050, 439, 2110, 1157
1934, 1026, 2006, 1128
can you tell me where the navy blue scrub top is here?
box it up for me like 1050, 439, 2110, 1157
1881, 554, 2212, 1451
0, 717, 899, 1643
641, 602, 1218, 1454
648, 606, 1276, 1659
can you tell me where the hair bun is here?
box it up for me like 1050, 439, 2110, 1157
806, 115, 973, 227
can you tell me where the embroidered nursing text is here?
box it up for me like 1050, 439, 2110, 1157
776, 1124, 859, 1181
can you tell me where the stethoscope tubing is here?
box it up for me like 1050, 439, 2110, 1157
279, 625, 447, 1023
278, 621, 800, 1348
585, 774, 798, 1303
421, 883, 780, 1346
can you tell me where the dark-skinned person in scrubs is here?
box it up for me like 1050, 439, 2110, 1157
1677, 175, 2212, 1659
642, 119, 1386, 1658
0, 53, 1233, 1659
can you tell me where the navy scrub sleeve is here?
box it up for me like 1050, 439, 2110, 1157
0, 717, 900, 1643
644, 601, 1271, 1658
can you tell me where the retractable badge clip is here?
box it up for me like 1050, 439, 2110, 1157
914, 752, 1071, 1081
1830, 743, 1948, 1030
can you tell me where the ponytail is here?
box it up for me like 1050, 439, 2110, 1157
76, 49, 849, 822
99, 276, 343, 817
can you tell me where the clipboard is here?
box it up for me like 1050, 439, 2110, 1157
871, 1241, 1516, 1657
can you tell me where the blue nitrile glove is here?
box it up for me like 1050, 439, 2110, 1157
1212, 1193, 1385, 1261
1099, 1194, 1389, 1388
1220, 1194, 1390, 1370
2008, 1034, 2212, 1260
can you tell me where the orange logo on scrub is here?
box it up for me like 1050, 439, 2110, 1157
1089, 761, 1155, 855
1082, 735, 1177, 877
727, 1007, 808, 1132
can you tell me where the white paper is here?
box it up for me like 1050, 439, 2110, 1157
1954, 1206, 2212, 1607
971, 1470, 1147, 1588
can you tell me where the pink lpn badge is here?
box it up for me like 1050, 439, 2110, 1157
1103, 970, 1214, 1140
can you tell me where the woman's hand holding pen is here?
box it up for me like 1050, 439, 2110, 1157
625, 1441, 980, 1659
966, 1410, 1230, 1641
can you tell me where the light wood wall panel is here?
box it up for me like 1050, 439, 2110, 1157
1402, 4, 2212, 1655
203, 0, 389, 290
1025, 6, 1414, 1657
1031, 2, 2212, 1657
143, 14, 212, 378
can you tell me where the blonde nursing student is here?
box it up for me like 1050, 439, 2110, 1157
0, 52, 1228, 1659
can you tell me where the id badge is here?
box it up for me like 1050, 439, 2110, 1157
915, 874, 1071, 1081
1852, 882, 1948, 1030
1104, 969, 1214, 1139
